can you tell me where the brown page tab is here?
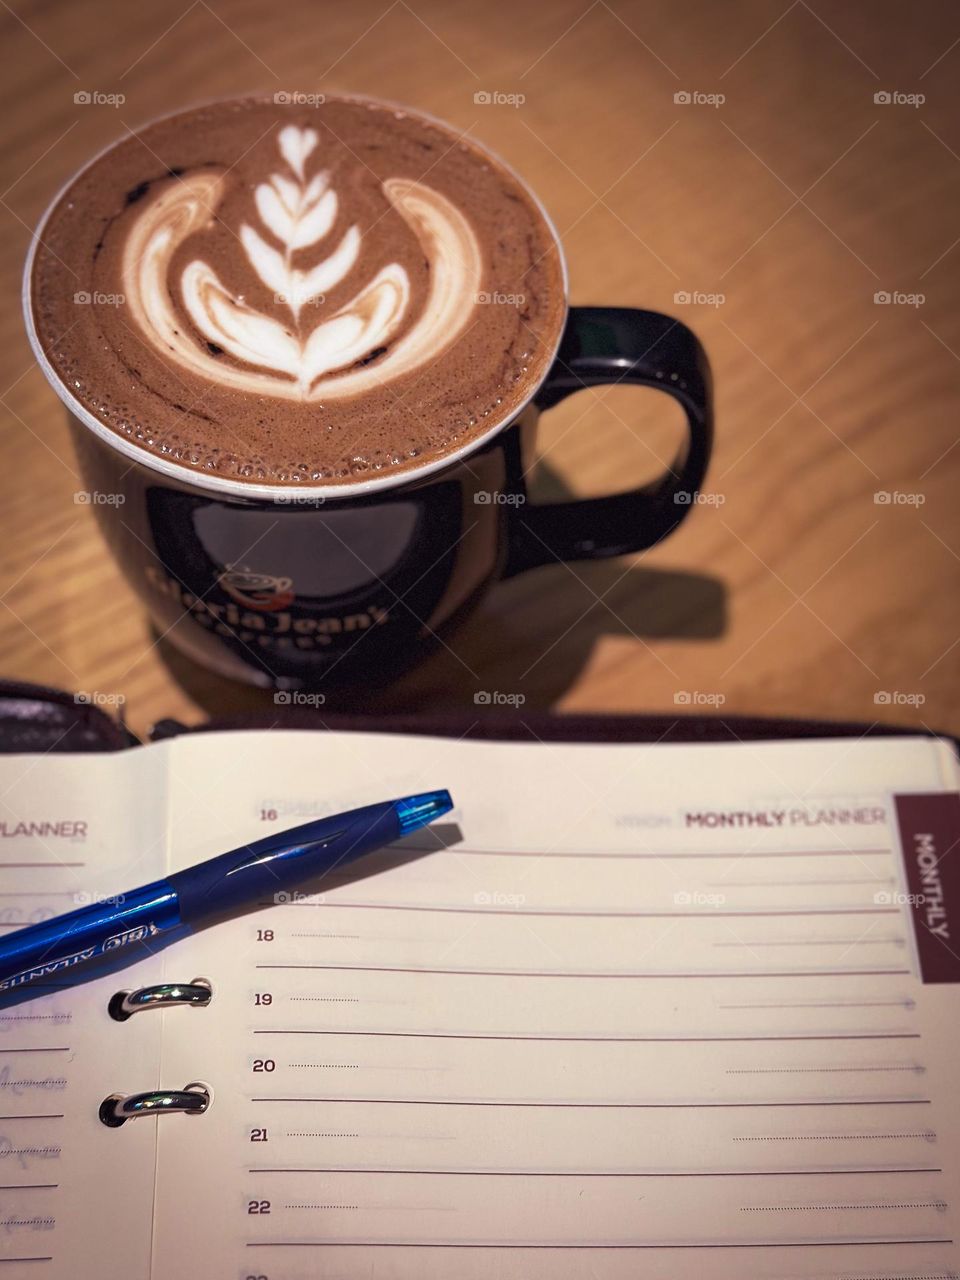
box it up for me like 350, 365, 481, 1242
895, 792, 960, 983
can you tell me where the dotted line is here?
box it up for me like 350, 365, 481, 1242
734, 1133, 936, 1141
742, 1202, 947, 1212
0, 1151, 61, 1160
290, 1064, 359, 1069
292, 934, 360, 941
727, 1066, 922, 1074
0, 1015, 70, 1022
0, 1080, 67, 1089
286, 1132, 360, 1138
291, 997, 359, 1003
285, 1203, 358, 1210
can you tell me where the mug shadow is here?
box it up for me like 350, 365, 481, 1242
153, 465, 727, 725
397, 557, 726, 712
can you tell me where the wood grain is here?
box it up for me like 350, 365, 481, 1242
1, 0, 958, 740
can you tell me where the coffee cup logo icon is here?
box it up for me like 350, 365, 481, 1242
218, 567, 295, 612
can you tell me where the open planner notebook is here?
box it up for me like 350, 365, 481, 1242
1, 727, 960, 1278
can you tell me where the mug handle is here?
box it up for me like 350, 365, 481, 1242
504, 306, 713, 576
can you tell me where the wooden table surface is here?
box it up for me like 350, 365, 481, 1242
1, 0, 958, 741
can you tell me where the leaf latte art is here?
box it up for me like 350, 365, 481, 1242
123, 126, 483, 400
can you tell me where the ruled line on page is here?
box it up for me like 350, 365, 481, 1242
252, 1030, 922, 1043
705, 877, 893, 887
0, 1116, 64, 1122
0, 1048, 69, 1055
391, 846, 896, 860
712, 938, 906, 948
0, 863, 85, 870
256, 965, 913, 978
246, 1238, 954, 1249
256, 902, 903, 918
252, 1097, 934, 1108
718, 998, 916, 1010
250, 1167, 945, 1178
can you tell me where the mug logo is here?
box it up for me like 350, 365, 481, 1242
218, 567, 295, 612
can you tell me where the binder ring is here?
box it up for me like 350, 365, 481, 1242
108, 977, 212, 1021
99, 1080, 211, 1128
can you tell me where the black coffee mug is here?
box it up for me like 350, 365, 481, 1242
49, 304, 711, 690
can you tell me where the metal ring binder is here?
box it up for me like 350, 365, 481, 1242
108, 977, 212, 1021
99, 1080, 211, 1128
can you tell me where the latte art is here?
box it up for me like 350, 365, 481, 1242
30, 96, 565, 485
124, 126, 482, 400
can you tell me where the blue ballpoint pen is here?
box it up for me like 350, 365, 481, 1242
0, 790, 453, 996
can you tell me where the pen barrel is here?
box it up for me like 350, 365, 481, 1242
168, 802, 402, 926
0, 881, 179, 993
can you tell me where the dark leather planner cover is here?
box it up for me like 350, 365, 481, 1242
0, 677, 953, 755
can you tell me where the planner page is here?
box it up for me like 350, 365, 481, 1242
151, 729, 960, 1280
0, 747, 170, 1278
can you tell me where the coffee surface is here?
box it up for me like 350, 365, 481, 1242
30, 96, 565, 486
